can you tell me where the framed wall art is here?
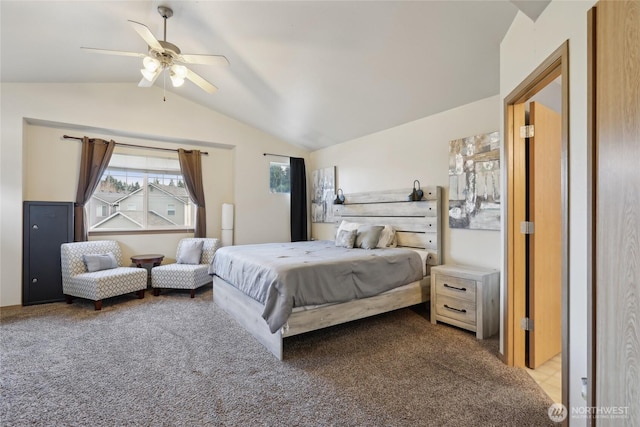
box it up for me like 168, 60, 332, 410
448, 131, 501, 230
311, 166, 336, 223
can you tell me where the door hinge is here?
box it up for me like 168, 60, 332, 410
521, 317, 534, 331
520, 125, 535, 138
520, 221, 535, 234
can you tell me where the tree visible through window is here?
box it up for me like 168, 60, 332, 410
270, 161, 290, 193
87, 153, 195, 231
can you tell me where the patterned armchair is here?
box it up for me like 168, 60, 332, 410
151, 238, 221, 298
60, 240, 147, 310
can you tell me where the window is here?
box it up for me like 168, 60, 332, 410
88, 153, 195, 232
270, 161, 290, 193
96, 205, 107, 217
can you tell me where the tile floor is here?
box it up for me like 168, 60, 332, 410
525, 353, 562, 403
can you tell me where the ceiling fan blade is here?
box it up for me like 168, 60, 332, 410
138, 69, 162, 87
178, 54, 230, 66
128, 20, 163, 51
185, 68, 218, 94
81, 47, 146, 58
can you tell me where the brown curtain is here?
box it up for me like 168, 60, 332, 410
74, 137, 115, 241
178, 148, 206, 237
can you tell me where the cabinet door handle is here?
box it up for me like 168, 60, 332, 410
32, 278, 38, 283
444, 304, 466, 314
444, 283, 467, 292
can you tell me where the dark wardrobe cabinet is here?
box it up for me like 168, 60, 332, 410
23, 201, 74, 305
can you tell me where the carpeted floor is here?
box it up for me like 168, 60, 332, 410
0, 285, 555, 426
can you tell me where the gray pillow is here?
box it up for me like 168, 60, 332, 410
356, 225, 385, 249
83, 252, 118, 272
335, 229, 357, 248
177, 240, 204, 264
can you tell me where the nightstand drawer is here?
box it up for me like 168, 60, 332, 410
435, 295, 476, 325
435, 275, 476, 302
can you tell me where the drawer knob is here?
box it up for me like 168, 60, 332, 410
444, 283, 467, 292
444, 304, 467, 314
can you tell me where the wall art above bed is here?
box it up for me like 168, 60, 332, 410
448, 131, 501, 231
311, 166, 336, 223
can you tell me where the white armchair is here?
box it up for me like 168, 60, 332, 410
151, 238, 221, 298
60, 240, 147, 310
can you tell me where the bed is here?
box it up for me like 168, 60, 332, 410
211, 187, 442, 359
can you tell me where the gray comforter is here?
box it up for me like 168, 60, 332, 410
210, 240, 424, 333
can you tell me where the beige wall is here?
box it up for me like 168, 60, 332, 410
500, 0, 596, 420
0, 83, 308, 307
23, 122, 234, 264
310, 95, 502, 269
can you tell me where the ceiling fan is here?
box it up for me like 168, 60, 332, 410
81, 5, 228, 94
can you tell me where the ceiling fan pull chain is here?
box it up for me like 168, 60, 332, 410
163, 70, 167, 102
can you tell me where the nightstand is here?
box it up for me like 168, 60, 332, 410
430, 264, 500, 339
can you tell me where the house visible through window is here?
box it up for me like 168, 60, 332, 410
270, 161, 290, 193
96, 205, 107, 217
88, 153, 195, 232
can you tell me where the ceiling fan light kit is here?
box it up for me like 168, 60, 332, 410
140, 68, 158, 82
142, 56, 160, 73
82, 5, 228, 96
169, 64, 188, 87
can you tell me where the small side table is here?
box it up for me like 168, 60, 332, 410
430, 264, 500, 339
131, 254, 164, 287
131, 254, 164, 268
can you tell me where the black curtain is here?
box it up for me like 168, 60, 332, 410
289, 157, 308, 242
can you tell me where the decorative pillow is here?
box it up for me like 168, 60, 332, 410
355, 225, 385, 250
336, 220, 360, 238
335, 229, 357, 248
177, 240, 204, 265
83, 252, 118, 272
376, 225, 397, 248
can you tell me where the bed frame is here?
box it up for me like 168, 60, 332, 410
213, 186, 442, 360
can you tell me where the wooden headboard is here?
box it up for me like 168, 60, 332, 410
332, 187, 443, 267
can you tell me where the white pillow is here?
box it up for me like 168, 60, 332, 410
376, 225, 397, 248
336, 220, 360, 238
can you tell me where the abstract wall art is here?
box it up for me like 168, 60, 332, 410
311, 166, 336, 223
448, 131, 501, 230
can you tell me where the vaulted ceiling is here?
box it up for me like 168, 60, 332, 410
0, 1, 549, 151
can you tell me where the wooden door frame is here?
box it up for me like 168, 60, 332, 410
503, 41, 570, 408
586, 6, 596, 417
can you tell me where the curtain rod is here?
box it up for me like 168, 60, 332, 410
63, 135, 209, 156
263, 152, 290, 158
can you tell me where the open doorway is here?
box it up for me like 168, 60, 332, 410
503, 41, 569, 408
